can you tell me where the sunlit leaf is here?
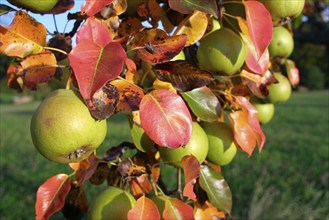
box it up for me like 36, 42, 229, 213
0, 11, 46, 58
69, 18, 127, 101
128, 28, 187, 63
194, 201, 226, 220
139, 89, 193, 148
181, 86, 221, 122
228, 96, 266, 156
285, 59, 300, 87
35, 174, 71, 220
243, 1, 273, 58
168, 0, 218, 18
173, 10, 208, 46
154, 60, 214, 92
199, 165, 232, 214
237, 1, 273, 75
182, 155, 200, 200
241, 69, 278, 98
81, 0, 113, 16
163, 198, 195, 220
86, 82, 119, 120
76, 17, 112, 46
128, 195, 161, 220
110, 79, 144, 112
19, 51, 58, 90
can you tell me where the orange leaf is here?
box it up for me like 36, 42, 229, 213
228, 96, 266, 156
163, 198, 194, 220
128, 195, 161, 220
35, 174, 71, 220
71, 155, 99, 186
20, 51, 58, 90
194, 201, 226, 220
81, 0, 113, 16
130, 174, 153, 198
0, 11, 46, 58
182, 155, 200, 200
110, 79, 145, 112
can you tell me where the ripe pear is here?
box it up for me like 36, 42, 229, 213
30, 89, 107, 163
8, 0, 59, 13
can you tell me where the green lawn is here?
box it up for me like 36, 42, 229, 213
0, 91, 328, 219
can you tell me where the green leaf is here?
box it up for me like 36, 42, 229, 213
0, 4, 15, 16
168, 0, 218, 18
181, 86, 221, 122
199, 165, 232, 214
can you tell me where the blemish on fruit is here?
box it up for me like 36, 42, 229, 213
66, 146, 88, 159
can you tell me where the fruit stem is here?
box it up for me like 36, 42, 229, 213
177, 168, 184, 200
44, 46, 68, 56
65, 72, 73, 90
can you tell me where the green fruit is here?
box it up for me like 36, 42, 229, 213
203, 18, 221, 38
259, 0, 305, 25
267, 72, 292, 103
268, 26, 294, 58
88, 187, 136, 220
30, 89, 107, 163
8, 0, 58, 13
251, 97, 275, 124
159, 122, 209, 168
197, 28, 246, 75
201, 122, 237, 166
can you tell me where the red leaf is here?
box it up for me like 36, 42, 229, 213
35, 174, 71, 220
182, 155, 200, 200
76, 18, 112, 46
81, 0, 113, 16
244, 1, 272, 58
128, 195, 161, 220
69, 18, 127, 101
163, 198, 194, 220
239, 1, 273, 75
228, 96, 266, 156
245, 46, 270, 75
140, 89, 193, 148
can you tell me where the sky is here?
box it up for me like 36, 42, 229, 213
0, 0, 85, 41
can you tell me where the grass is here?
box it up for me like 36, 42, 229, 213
0, 91, 328, 219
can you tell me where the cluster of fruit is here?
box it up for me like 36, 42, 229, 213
1, 0, 305, 219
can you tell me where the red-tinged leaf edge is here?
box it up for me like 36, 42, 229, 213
35, 174, 71, 220
163, 198, 195, 220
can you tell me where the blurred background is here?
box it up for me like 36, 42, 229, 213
0, 0, 328, 219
